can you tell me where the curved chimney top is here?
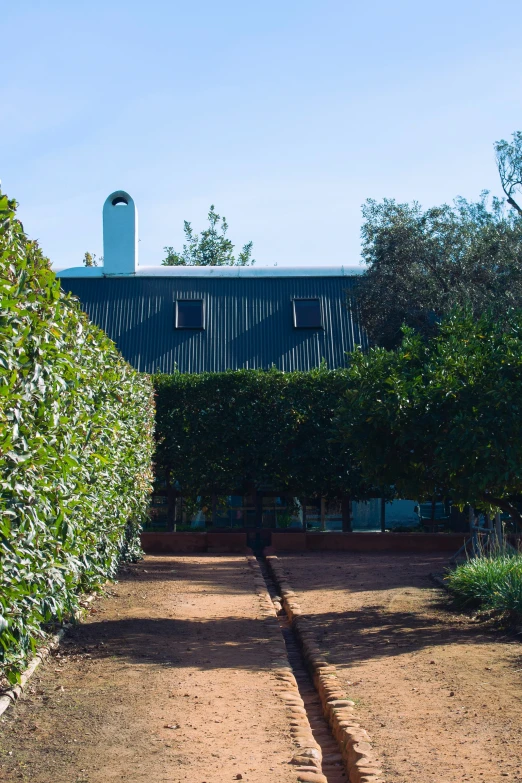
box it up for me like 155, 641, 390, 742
102, 190, 138, 275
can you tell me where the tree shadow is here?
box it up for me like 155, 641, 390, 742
276, 551, 452, 593
298, 604, 501, 669
276, 552, 522, 669
62, 615, 281, 671
118, 554, 257, 594
57, 554, 285, 671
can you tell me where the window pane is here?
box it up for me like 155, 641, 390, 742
177, 300, 203, 328
294, 299, 322, 328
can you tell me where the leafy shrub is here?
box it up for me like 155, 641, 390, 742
0, 193, 154, 681
153, 367, 378, 500
446, 553, 522, 619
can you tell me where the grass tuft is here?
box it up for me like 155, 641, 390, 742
446, 548, 522, 620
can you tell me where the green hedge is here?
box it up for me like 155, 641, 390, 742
0, 194, 154, 681
337, 310, 522, 521
153, 367, 376, 500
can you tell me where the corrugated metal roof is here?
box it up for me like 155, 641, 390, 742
59, 275, 366, 373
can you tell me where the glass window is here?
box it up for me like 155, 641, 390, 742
293, 299, 322, 328
176, 300, 204, 329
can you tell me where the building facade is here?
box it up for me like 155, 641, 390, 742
58, 268, 366, 373
57, 190, 365, 373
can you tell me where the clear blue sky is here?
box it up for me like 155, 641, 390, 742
2, 0, 522, 269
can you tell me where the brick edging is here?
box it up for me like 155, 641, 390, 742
265, 554, 383, 783
246, 555, 328, 783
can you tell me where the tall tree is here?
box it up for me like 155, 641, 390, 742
355, 194, 522, 348
495, 131, 522, 217
162, 205, 254, 266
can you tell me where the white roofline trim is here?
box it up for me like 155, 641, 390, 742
56, 265, 364, 279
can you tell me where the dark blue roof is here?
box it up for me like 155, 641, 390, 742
59, 273, 365, 373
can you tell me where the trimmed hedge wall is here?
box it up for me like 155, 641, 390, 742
0, 193, 154, 681
153, 367, 375, 500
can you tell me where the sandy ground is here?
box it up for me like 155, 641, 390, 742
0, 555, 298, 783
277, 552, 522, 783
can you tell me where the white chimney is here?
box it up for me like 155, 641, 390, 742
102, 190, 138, 274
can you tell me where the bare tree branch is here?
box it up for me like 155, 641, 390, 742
495, 132, 522, 216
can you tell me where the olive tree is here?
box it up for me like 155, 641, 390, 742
354, 195, 522, 349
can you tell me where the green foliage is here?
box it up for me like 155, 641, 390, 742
0, 193, 155, 681
446, 552, 522, 619
337, 309, 522, 520
153, 367, 374, 500
162, 205, 254, 266
495, 131, 522, 217
356, 194, 522, 348
82, 252, 101, 267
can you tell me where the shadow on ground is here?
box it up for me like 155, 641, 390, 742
276, 552, 522, 671
118, 554, 257, 594
62, 615, 279, 671
275, 551, 451, 594
299, 605, 504, 667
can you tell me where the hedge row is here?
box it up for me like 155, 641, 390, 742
153, 367, 378, 500
154, 310, 522, 530
337, 310, 522, 523
0, 194, 154, 681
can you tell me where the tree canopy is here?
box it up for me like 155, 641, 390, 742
337, 309, 522, 523
162, 205, 254, 266
355, 194, 522, 348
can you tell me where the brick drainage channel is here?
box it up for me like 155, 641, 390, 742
264, 554, 383, 783
255, 555, 347, 783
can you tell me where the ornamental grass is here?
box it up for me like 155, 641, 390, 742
446, 549, 522, 620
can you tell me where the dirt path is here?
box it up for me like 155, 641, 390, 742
277, 552, 522, 783
0, 555, 299, 783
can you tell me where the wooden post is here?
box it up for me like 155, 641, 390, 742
167, 496, 176, 533
380, 497, 386, 533
342, 496, 352, 533
494, 512, 502, 545
469, 505, 479, 556
255, 490, 263, 529
430, 496, 436, 533
173, 494, 179, 533
166, 467, 176, 532
301, 498, 307, 531
320, 497, 326, 531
